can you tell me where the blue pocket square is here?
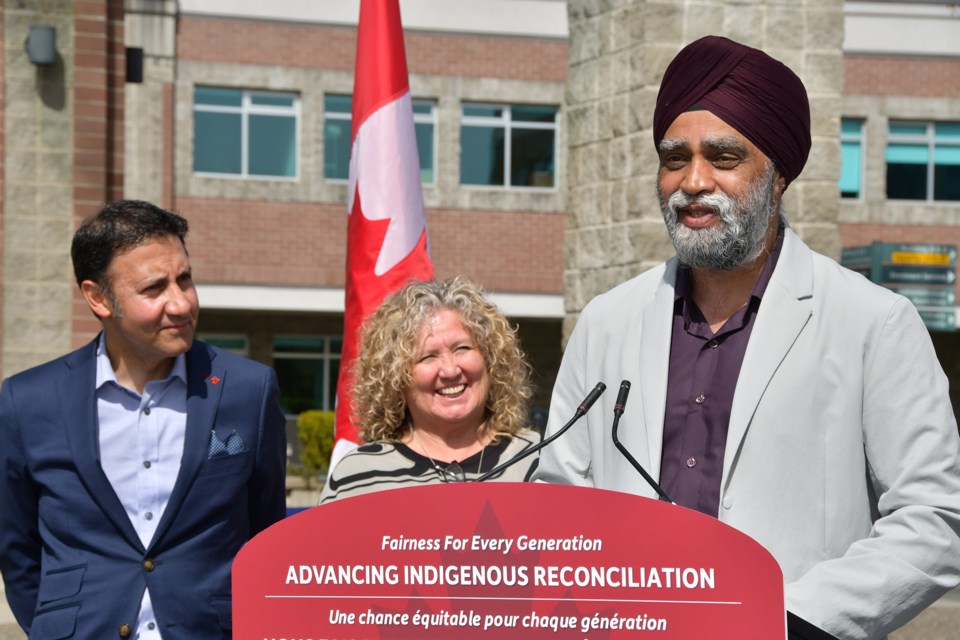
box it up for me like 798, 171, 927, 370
208, 430, 245, 458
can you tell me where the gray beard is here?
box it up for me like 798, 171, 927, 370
658, 166, 778, 270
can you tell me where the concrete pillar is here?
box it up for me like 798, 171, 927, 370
2, 0, 75, 376
123, 0, 177, 206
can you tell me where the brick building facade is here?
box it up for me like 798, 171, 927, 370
2, 0, 959, 419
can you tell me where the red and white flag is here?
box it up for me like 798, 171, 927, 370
331, 0, 433, 469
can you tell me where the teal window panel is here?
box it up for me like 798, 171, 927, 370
839, 141, 862, 196
415, 121, 434, 184
840, 119, 862, 136
512, 105, 557, 123
461, 126, 505, 186
195, 87, 241, 107
889, 123, 926, 136
935, 122, 960, 141
251, 93, 294, 108
463, 105, 503, 118
934, 146, 960, 166
886, 143, 928, 164
249, 114, 297, 177
193, 111, 241, 174
511, 127, 555, 187
324, 95, 352, 114
324, 119, 352, 180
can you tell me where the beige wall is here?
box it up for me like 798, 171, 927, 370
2, 1, 76, 377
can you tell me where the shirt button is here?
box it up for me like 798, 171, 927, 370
147, 622, 156, 631
145, 512, 153, 521
143, 460, 151, 469
143, 407, 151, 415
686, 456, 697, 468
707, 339, 719, 349
695, 394, 706, 404
722, 496, 733, 510
143, 558, 155, 572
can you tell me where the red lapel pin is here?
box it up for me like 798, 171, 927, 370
208, 375, 220, 385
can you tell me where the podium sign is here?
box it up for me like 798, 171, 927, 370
234, 483, 785, 639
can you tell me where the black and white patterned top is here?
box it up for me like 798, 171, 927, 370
319, 430, 541, 504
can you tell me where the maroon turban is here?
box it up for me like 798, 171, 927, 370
653, 36, 811, 187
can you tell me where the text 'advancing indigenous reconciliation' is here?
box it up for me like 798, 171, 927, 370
286, 534, 717, 590
286, 563, 716, 590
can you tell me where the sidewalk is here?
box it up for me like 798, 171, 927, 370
890, 588, 960, 640
0, 580, 21, 639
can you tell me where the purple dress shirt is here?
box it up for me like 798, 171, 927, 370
660, 226, 784, 516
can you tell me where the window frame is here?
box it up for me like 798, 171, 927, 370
839, 117, 865, 200
197, 333, 250, 357
413, 99, 438, 186
323, 94, 437, 185
193, 87, 301, 181
271, 335, 342, 415
323, 94, 352, 182
460, 102, 559, 191
886, 120, 960, 202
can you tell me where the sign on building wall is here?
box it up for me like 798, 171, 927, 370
841, 243, 958, 331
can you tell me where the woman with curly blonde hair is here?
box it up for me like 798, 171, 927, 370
320, 277, 538, 502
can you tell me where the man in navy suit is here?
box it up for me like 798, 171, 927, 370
0, 200, 287, 638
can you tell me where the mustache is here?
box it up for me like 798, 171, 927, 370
663, 191, 736, 222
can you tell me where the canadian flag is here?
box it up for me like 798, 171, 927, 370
331, 0, 434, 469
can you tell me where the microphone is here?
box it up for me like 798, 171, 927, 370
474, 382, 606, 482
611, 380, 673, 503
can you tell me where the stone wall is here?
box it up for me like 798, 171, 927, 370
2, 0, 76, 375
563, 0, 845, 337
1, 0, 125, 376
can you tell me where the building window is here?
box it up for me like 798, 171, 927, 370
413, 100, 437, 184
839, 118, 864, 199
324, 95, 352, 181
460, 104, 558, 188
198, 334, 250, 357
886, 121, 960, 201
324, 95, 436, 183
193, 87, 298, 178
272, 336, 341, 415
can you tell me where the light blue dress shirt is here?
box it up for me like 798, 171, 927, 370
96, 336, 187, 640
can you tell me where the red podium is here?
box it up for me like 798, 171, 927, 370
233, 483, 786, 639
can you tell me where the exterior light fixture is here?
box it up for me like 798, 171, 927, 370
25, 25, 57, 66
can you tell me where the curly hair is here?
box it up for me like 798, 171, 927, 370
352, 277, 533, 443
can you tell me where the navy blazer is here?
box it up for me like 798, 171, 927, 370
0, 339, 287, 639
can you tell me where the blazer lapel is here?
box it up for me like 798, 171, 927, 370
149, 342, 223, 550
723, 229, 814, 484
638, 259, 680, 478
60, 340, 144, 552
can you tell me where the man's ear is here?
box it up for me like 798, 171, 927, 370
80, 280, 113, 319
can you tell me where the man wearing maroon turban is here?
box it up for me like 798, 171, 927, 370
537, 36, 960, 640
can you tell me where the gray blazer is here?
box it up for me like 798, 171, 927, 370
535, 228, 960, 639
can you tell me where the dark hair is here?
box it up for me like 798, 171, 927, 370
71, 200, 189, 289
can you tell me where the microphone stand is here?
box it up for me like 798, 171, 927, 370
473, 382, 606, 482
611, 380, 673, 503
